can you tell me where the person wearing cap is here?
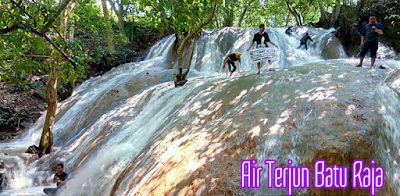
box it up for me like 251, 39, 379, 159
247, 24, 279, 74
297, 33, 313, 50
285, 25, 294, 36
223, 52, 242, 77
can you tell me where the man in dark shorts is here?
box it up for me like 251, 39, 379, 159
298, 33, 313, 50
247, 24, 279, 74
43, 163, 68, 195
285, 25, 294, 36
223, 52, 242, 77
356, 13, 384, 68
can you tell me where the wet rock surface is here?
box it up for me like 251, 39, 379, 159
108, 64, 397, 195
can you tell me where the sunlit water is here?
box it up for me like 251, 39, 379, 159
0, 26, 399, 196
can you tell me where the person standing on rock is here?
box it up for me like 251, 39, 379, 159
356, 13, 384, 68
43, 163, 68, 195
297, 33, 313, 50
247, 24, 279, 74
223, 52, 242, 77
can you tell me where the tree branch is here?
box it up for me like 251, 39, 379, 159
9, 0, 65, 39
41, 0, 72, 34
285, 0, 302, 26
1, 23, 76, 68
41, 33, 77, 68
25, 55, 51, 58
183, 36, 197, 77
177, 0, 218, 78
9, 0, 34, 19
238, 1, 252, 27
27, 28, 76, 67
108, 0, 118, 15
1, 24, 19, 34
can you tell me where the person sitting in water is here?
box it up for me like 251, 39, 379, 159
298, 33, 313, 50
285, 25, 294, 36
223, 52, 242, 77
43, 163, 68, 195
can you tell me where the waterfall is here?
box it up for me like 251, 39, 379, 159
0, 27, 399, 196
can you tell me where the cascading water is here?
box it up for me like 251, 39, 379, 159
0, 27, 399, 196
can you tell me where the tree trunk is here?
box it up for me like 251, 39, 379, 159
238, 2, 251, 27
175, 0, 218, 86
60, 0, 77, 41
69, 18, 75, 42
183, 37, 198, 77
354, 0, 366, 19
296, 10, 303, 25
60, 7, 67, 37
40, 0, 72, 34
285, 12, 290, 27
224, 0, 234, 26
101, 0, 116, 53
318, 0, 329, 28
330, 0, 341, 26
349, 0, 367, 35
109, 0, 126, 37
131, 22, 135, 43
117, 2, 125, 36
285, 0, 303, 26
38, 68, 57, 157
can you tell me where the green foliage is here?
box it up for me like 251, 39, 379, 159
1, 0, 88, 90
2, 0, 379, 91
74, 0, 106, 32
137, 0, 220, 39
385, 14, 400, 20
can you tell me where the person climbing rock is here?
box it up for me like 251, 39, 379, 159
356, 13, 384, 68
43, 163, 68, 195
297, 33, 313, 50
285, 25, 294, 36
247, 24, 279, 74
223, 52, 242, 77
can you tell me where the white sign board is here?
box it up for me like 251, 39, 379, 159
249, 48, 276, 64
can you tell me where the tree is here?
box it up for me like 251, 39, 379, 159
285, 0, 303, 26
237, 1, 253, 27
223, 0, 234, 27
174, 0, 218, 86
108, 0, 128, 37
61, 0, 78, 41
330, 0, 341, 26
317, 0, 329, 28
1, 0, 84, 156
101, 0, 116, 53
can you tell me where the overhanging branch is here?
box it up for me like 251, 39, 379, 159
1, 24, 19, 34
1, 23, 77, 68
